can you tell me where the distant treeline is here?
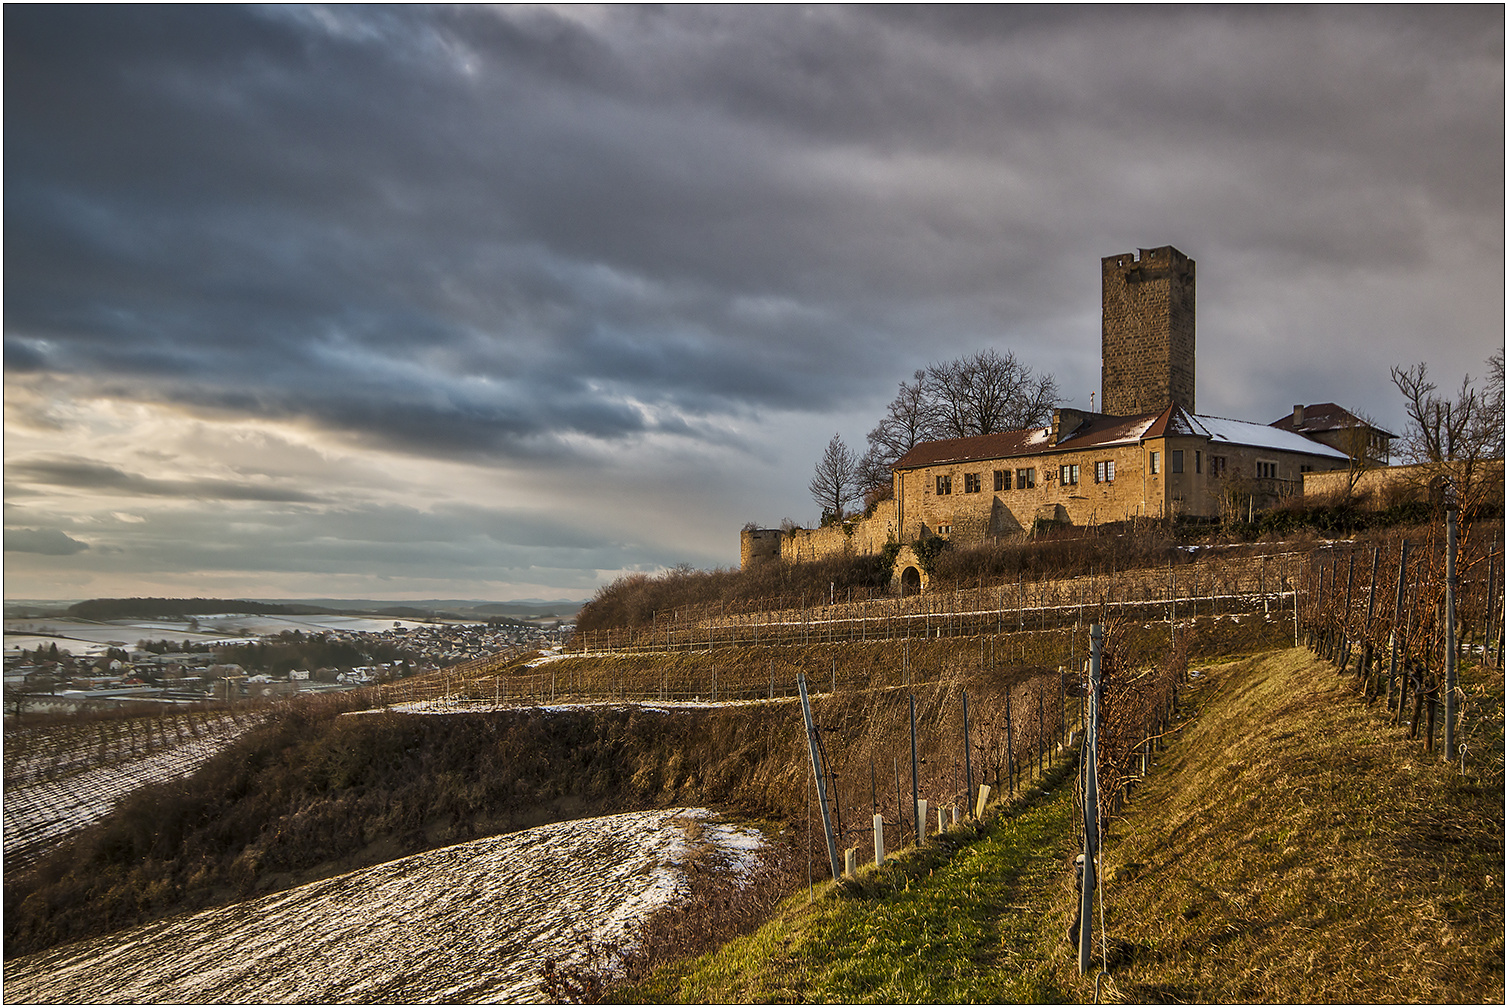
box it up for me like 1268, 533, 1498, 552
66, 598, 336, 620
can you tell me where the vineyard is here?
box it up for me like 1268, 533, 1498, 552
4, 808, 771, 1004
3, 709, 263, 871
567, 549, 1309, 654
1298, 519, 1504, 761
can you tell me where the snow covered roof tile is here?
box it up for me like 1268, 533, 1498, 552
891, 403, 1351, 469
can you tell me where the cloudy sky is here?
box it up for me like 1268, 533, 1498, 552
5, 5, 1503, 603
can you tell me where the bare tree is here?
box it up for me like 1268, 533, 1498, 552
923, 349, 1059, 440
1389, 355, 1504, 520
859, 348, 1058, 502
1391, 360, 1500, 465
1330, 409, 1387, 495
809, 433, 861, 525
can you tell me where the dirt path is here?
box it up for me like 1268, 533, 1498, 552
3, 807, 767, 1004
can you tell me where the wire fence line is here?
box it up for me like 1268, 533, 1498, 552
568, 552, 1310, 655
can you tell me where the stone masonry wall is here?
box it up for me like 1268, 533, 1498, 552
1101, 246, 1196, 416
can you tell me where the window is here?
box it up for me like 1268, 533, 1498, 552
1256, 461, 1277, 479
1212, 455, 1227, 476
1016, 467, 1035, 489
1170, 450, 1184, 474
1060, 463, 1079, 485
994, 469, 1011, 492
1300, 464, 1312, 473
964, 472, 981, 494
936, 474, 952, 495
936, 524, 953, 536
1095, 460, 1115, 483
1150, 451, 1160, 474
1195, 451, 1202, 474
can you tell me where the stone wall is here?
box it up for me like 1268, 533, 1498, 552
1101, 246, 1196, 416
739, 502, 898, 569
1302, 461, 1505, 506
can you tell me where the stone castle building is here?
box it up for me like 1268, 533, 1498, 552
742, 245, 1394, 586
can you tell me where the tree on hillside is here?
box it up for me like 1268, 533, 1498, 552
858, 348, 1058, 505
809, 433, 861, 525
1389, 352, 1504, 519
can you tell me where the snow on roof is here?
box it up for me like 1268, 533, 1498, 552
1193, 413, 1350, 459
890, 404, 1351, 469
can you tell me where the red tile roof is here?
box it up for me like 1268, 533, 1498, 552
1268, 403, 1396, 438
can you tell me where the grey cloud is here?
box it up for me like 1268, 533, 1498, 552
3, 5, 1501, 598
5, 527, 89, 555
8, 457, 322, 503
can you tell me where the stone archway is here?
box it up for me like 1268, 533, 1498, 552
889, 544, 931, 595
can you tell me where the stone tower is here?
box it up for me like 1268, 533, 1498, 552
1100, 245, 1196, 416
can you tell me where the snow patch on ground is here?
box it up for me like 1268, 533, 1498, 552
4, 808, 768, 1005
346, 695, 796, 716
3, 715, 261, 868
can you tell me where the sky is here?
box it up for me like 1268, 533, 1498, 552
4, 5, 1503, 604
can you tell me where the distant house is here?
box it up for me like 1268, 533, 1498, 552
1268, 403, 1395, 467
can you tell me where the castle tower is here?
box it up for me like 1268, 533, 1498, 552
1100, 245, 1196, 416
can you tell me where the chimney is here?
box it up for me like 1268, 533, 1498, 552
1292, 404, 1305, 428
1052, 407, 1086, 445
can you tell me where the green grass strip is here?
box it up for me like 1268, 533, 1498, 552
622, 762, 1080, 1004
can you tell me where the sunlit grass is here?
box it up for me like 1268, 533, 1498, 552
619, 758, 1080, 1004
1059, 648, 1504, 1003
618, 648, 1503, 1004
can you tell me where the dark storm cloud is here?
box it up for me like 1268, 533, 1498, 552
7, 5, 1500, 463
3, 6, 1502, 599
8, 457, 322, 503
4, 528, 89, 555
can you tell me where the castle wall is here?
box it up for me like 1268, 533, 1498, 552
739, 503, 898, 570
1102, 246, 1196, 416
739, 528, 783, 568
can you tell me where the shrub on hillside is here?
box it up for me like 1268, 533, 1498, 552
576, 554, 892, 632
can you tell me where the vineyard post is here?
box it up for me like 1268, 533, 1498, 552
798, 673, 841, 881
1169, 560, 1176, 647
1078, 622, 1103, 976
1389, 541, 1410, 719
1445, 492, 1458, 758
962, 690, 973, 817
1005, 689, 1014, 794
895, 756, 905, 852
1289, 570, 1297, 647
1341, 550, 1356, 672
1037, 688, 1046, 775
1487, 554, 1501, 670
909, 693, 921, 846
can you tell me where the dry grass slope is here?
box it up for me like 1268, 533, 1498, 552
1083, 648, 1504, 1003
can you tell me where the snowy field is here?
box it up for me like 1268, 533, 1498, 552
4, 613, 422, 654
4, 808, 768, 1004
3, 712, 262, 869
